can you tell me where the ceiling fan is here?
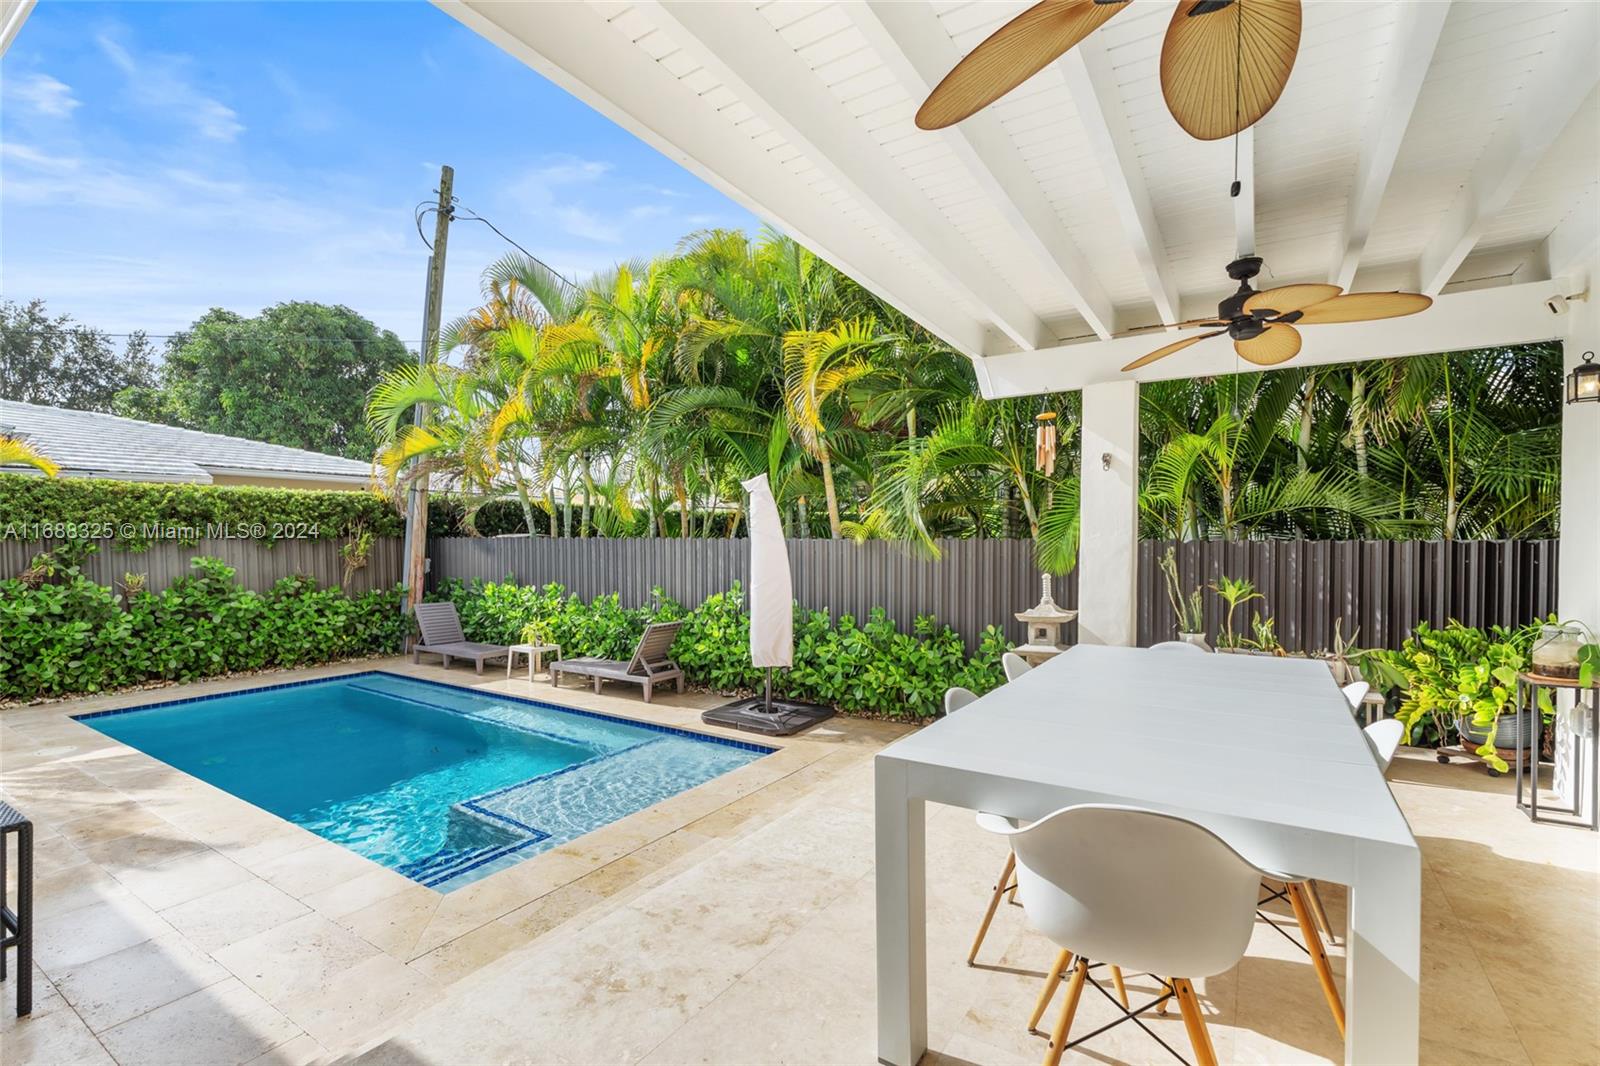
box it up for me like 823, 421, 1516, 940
916, 0, 1302, 141
1121, 256, 1433, 372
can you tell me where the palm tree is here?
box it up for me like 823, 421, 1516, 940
781, 318, 885, 538
0, 435, 59, 476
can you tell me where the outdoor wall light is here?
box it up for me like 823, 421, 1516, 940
1568, 351, 1600, 405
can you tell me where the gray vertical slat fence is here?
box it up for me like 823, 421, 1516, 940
429, 536, 1068, 651
429, 536, 1558, 654
0, 537, 404, 595
1136, 538, 1559, 651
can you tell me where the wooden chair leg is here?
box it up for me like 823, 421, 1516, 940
1173, 978, 1218, 1066
1028, 949, 1071, 1032
1304, 879, 1335, 942
1110, 965, 1129, 1010
967, 851, 1016, 965
1155, 977, 1171, 1015
1287, 882, 1346, 1037
1044, 957, 1089, 1066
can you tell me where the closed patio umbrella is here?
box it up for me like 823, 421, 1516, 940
700, 475, 833, 736
744, 473, 792, 704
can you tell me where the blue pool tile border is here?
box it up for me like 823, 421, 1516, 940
71, 668, 777, 756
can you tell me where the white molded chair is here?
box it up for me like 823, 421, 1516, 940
1002, 652, 1033, 682
943, 686, 978, 716
944, 684, 1022, 966
981, 804, 1344, 1066
1150, 640, 1207, 653
1363, 718, 1404, 774
1341, 681, 1371, 710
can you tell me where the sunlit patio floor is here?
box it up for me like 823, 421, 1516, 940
3, 661, 1596, 1066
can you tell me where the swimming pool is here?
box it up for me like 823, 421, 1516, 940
76, 673, 772, 891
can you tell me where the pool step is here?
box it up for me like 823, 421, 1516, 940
398, 839, 535, 887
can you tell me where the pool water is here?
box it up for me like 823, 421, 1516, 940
78, 673, 771, 890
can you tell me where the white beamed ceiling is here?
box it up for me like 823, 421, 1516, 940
440, 0, 1600, 394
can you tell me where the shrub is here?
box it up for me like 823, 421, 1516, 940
0, 555, 408, 701
0, 473, 401, 549
436, 578, 1012, 720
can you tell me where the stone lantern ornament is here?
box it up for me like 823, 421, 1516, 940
1015, 573, 1078, 666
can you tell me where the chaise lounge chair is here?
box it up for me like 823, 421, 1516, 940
550, 621, 685, 703
412, 602, 511, 675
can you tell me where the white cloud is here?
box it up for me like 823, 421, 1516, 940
627, 204, 670, 222
533, 157, 612, 185
265, 65, 337, 134
95, 32, 244, 143
555, 205, 622, 244
6, 73, 81, 118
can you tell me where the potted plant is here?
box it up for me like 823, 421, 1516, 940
1530, 619, 1600, 686
1157, 547, 1208, 649
1210, 575, 1262, 651
1363, 620, 1549, 774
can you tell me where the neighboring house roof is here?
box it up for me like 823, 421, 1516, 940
0, 400, 373, 486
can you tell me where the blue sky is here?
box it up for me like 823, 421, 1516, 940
0, 1, 761, 345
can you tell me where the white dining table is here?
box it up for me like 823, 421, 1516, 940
874, 644, 1420, 1066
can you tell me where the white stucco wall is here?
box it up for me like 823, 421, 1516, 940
1076, 380, 1140, 646
1554, 250, 1600, 818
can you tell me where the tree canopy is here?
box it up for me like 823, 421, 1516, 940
370, 228, 1563, 558
0, 299, 158, 413
118, 302, 413, 459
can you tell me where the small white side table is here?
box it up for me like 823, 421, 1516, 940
507, 643, 561, 682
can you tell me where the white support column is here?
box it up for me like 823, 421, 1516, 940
1077, 380, 1140, 646
1556, 253, 1600, 820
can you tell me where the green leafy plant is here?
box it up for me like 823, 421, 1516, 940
0, 474, 401, 549
1362, 620, 1550, 772
340, 523, 374, 586
435, 578, 1012, 720
1209, 575, 1262, 649
1245, 613, 1284, 655
0, 557, 409, 701
1157, 546, 1205, 635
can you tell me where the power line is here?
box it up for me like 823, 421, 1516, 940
452, 203, 578, 294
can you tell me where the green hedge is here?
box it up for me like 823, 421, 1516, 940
0, 474, 402, 549
433, 578, 1010, 719
0, 556, 410, 701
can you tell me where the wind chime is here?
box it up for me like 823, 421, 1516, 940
1034, 410, 1058, 477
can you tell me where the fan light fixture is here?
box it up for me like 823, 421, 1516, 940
916, 0, 1301, 141
1569, 351, 1600, 405
1120, 256, 1433, 372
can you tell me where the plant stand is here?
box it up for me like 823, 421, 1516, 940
1515, 672, 1600, 831
0, 800, 32, 1016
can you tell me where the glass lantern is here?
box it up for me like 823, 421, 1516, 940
1532, 623, 1586, 680
1568, 351, 1600, 404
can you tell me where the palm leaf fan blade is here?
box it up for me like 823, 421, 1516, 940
1244, 283, 1341, 315
1294, 291, 1433, 324
1160, 0, 1301, 141
916, 0, 1127, 130
1234, 322, 1301, 365
1121, 329, 1224, 372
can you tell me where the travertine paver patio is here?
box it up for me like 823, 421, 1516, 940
3, 660, 1597, 1065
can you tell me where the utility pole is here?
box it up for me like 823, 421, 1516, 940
403, 165, 453, 615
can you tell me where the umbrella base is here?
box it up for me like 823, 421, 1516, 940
701, 696, 836, 737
